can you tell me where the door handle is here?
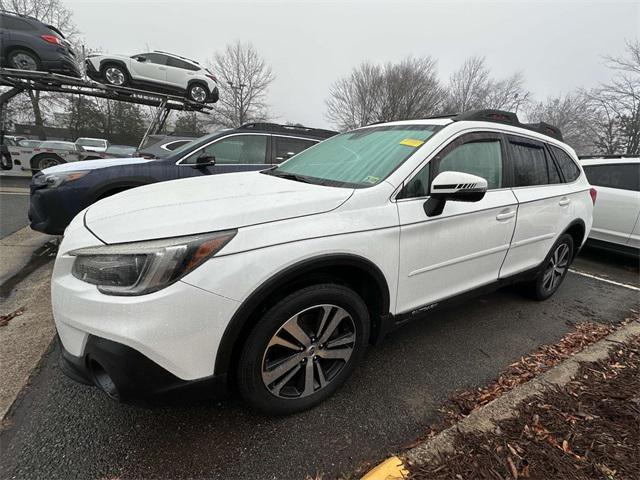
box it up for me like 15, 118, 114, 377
158, 67, 166, 70
496, 210, 516, 221
558, 197, 571, 207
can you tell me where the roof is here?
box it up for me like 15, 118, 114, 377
237, 123, 338, 139
365, 110, 564, 142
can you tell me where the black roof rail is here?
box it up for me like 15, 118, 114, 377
452, 109, 564, 141
238, 122, 338, 138
154, 50, 199, 65
578, 154, 639, 159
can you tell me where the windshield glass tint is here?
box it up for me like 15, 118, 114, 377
272, 125, 440, 187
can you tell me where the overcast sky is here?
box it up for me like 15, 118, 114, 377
67, 0, 639, 129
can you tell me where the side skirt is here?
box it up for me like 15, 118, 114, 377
382, 266, 540, 332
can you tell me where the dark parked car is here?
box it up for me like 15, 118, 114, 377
29, 123, 338, 235
136, 134, 198, 159
0, 11, 80, 77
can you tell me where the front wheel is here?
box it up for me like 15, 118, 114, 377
237, 284, 370, 415
102, 64, 128, 86
526, 234, 574, 301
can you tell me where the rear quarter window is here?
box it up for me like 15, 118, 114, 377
583, 164, 640, 192
550, 146, 581, 182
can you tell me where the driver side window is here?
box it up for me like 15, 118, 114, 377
399, 133, 503, 199
181, 135, 268, 165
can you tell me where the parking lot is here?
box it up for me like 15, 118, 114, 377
1, 243, 637, 479
0, 177, 30, 239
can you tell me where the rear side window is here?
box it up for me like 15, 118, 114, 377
583, 164, 640, 191
550, 146, 581, 182
166, 57, 199, 71
2, 16, 33, 31
272, 136, 316, 163
509, 137, 556, 187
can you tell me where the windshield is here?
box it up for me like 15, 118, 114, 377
269, 124, 441, 188
77, 139, 105, 147
168, 139, 198, 156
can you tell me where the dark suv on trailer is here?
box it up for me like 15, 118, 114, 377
0, 11, 80, 77
29, 123, 338, 235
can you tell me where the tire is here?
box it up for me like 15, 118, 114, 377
525, 234, 574, 301
101, 64, 128, 86
8, 49, 41, 71
34, 155, 63, 171
237, 284, 370, 415
187, 83, 209, 103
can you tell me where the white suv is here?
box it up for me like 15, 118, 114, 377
52, 110, 595, 414
580, 156, 639, 255
85, 51, 218, 103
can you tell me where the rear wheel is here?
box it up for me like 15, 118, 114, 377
34, 155, 63, 171
526, 234, 574, 301
187, 83, 208, 103
237, 284, 369, 415
8, 49, 40, 71
102, 64, 128, 86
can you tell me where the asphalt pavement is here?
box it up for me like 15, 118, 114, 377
0, 177, 30, 239
1, 248, 638, 480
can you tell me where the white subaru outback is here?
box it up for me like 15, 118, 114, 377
52, 110, 595, 415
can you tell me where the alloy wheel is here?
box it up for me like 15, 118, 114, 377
542, 242, 570, 293
11, 52, 38, 70
38, 157, 61, 170
189, 85, 207, 102
261, 304, 356, 399
104, 67, 125, 86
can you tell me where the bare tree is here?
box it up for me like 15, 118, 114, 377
588, 39, 640, 155
208, 42, 274, 128
0, 0, 79, 139
325, 56, 444, 131
526, 92, 594, 154
445, 56, 530, 113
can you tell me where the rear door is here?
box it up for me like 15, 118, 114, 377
271, 135, 317, 164
396, 132, 518, 313
499, 136, 572, 277
582, 162, 640, 247
165, 57, 198, 88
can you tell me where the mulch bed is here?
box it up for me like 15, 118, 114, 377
409, 333, 640, 479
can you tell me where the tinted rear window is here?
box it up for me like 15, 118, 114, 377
509, 137, 553, 187
550, 146, 581, 182
583, 164, 639, 191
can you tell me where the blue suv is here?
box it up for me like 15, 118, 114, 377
29, 123, 337, 235
0, 11, 80, 77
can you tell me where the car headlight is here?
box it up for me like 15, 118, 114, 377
33, 171, 88, 189
69, 230, 237, 296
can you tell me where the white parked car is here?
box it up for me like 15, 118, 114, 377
76, 137, 109, 153
85, 51, 219, 103
580, 156, 639, 255
52, 110, 595, 414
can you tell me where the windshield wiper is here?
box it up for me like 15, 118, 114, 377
265, 169, 313, 184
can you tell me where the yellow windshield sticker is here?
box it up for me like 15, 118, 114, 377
400, 138, 424, 148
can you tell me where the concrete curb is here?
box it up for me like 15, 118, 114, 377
360, 319, 640, 479
0, 226, 55, 288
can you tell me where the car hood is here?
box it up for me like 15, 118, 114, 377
42, 157, 151, 175
84, 171, 354, 244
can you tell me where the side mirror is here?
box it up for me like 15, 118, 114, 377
423, 171, 488, 217
195, 153, 215, 166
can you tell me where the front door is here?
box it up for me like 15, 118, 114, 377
177, 134, 271, 178
396, 132, 518, 315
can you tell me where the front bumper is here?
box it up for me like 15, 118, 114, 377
29, 183, 87, 235
58, 335, 227, 402
52, 231, 241, 388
